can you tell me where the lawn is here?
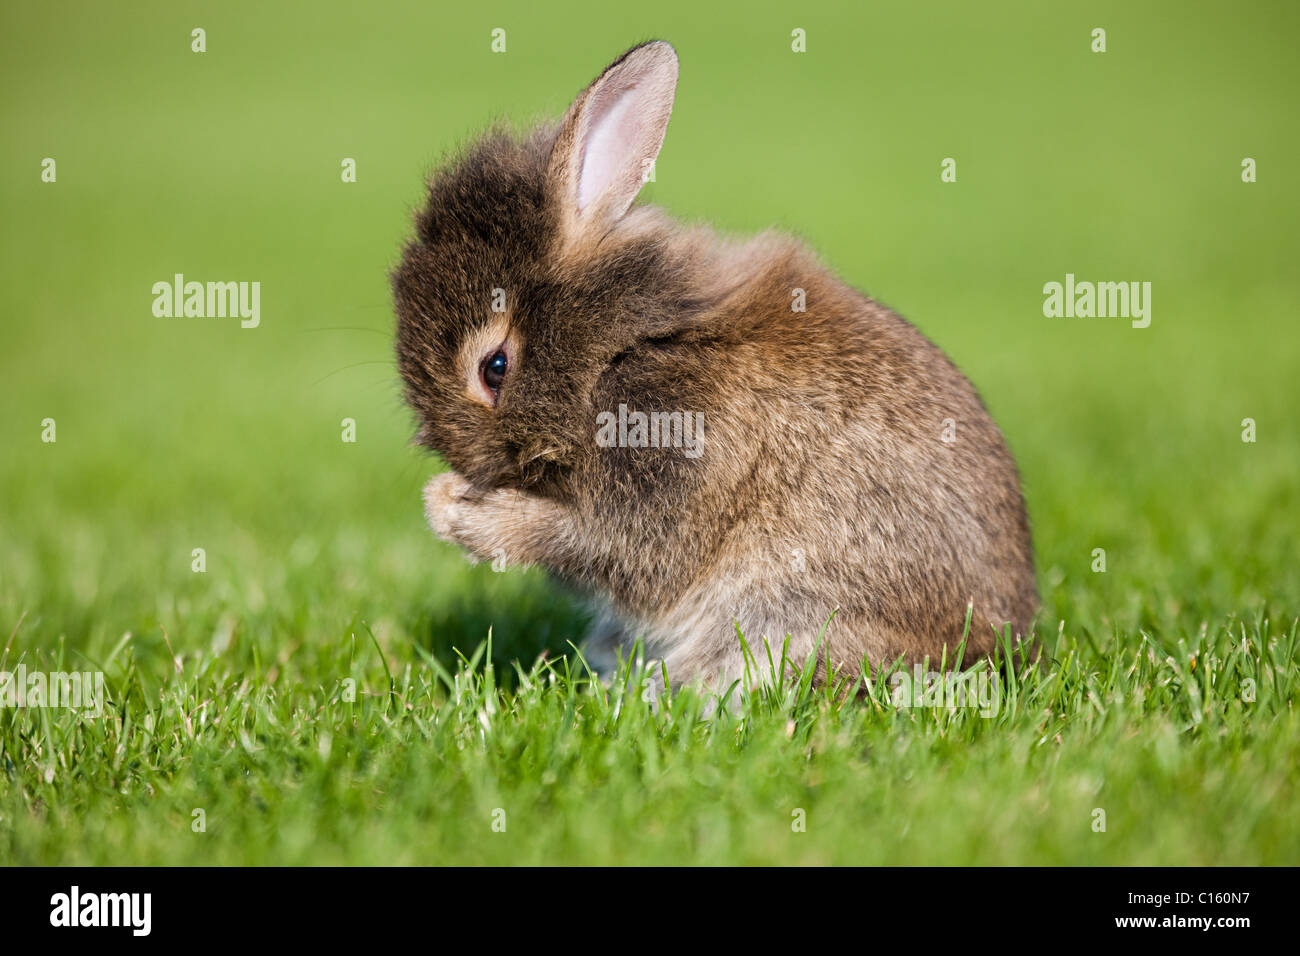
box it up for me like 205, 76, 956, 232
1, 0, 1297, 865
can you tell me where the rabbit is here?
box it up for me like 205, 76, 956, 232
392, 40, 1038, 692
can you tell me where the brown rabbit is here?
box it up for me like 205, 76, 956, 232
393, 41, 1037, 690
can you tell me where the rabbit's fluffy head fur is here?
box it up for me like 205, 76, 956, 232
394, 42, 710, 493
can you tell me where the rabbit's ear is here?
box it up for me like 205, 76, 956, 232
548, 41, 678, 247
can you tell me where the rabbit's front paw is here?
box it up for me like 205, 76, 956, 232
422, 472, 544, 568
422, 471, 473, 544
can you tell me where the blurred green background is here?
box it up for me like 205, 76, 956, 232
1, 2, 1297, 718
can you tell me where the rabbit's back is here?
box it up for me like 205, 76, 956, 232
571, 236, 1037, 674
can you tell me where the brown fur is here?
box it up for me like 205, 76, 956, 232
393, 41, 1038, 689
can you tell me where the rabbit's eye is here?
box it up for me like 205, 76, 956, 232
482, 349, 508, 393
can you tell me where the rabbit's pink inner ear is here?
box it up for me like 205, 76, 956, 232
576, 89, 644, 213
568, 41, 678, 226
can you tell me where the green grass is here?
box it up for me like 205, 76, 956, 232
3, 624, 1298, 865
2, 0, 1298, 865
